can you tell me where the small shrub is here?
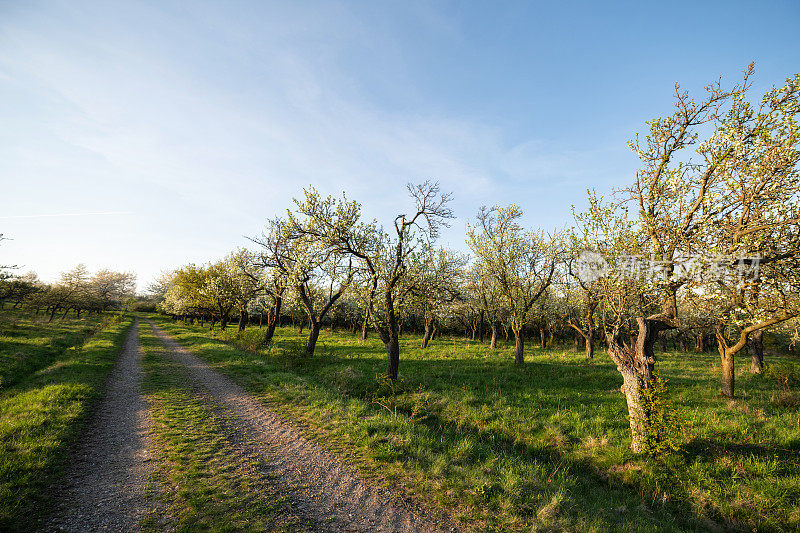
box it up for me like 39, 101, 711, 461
639, 373, 685, 455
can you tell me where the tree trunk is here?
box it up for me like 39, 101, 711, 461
478, 311, 485, 342
720, 348, 735, 398
306, 321, 321, 356
606, 317, 659, 453
539, 327, 547, 350
716, 324, 735, 399
749, 329, 764, 374
619, 365, 649, 454
573, 332, 581, 352
490, 321, 498, 349
361, 316, 369, 340
264, 298, 281, 344
385, 336, 400, 380
513, 328, 525, 365
586, 329, 594, 359
421, 318, 434, 349
238, 310, 248, 332
48, 307, 58, 323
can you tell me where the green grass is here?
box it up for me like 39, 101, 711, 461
138, 321, 312, 532
0, 308, 107, 390
151, 316, 800, 532
0, 310, 132, 531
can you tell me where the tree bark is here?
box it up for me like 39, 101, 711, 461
306, 321, 321, 356
513, 327, 525, 365
420, 318, 434, 349
749, 329, 764, 374
238, 310, 248, 332
716, 324, 735, 399
264, 297, 282, 344
539, 326, 547, 350
606, 317, 659, 453
490, 321, 498, 349
585, 330, 594, 359
385, 336, 400, 380
361, 315, 369, 340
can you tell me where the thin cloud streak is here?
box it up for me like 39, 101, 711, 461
0, 212, 133, 219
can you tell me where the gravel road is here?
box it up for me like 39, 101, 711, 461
147, 319, 454, 533
46, 318, 157, 532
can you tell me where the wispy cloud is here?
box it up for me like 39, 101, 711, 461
0, 212, 133, 219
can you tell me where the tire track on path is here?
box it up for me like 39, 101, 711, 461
47, 317, 157, 532
147, 319, 456, 533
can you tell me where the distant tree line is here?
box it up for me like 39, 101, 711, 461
0, 263, 136, 320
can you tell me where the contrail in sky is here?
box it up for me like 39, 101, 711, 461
0, 212, 133, 219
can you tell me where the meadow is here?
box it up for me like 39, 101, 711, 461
0, 309, 132, 530
150, 315, 800, 532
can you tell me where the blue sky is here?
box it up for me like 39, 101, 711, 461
1, 0, 798, 289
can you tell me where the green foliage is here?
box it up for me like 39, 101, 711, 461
638, 373, 685, 456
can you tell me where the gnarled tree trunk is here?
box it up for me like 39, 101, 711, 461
606, 317, 662, 453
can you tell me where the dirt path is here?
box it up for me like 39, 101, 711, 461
46, 317, 157, 532
147, 319, 454, 533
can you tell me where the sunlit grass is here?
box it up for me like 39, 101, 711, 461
150, 316, 800, 531
0, 308, 107, 390
0, 310, 131, 531
138, 322, 312, 532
